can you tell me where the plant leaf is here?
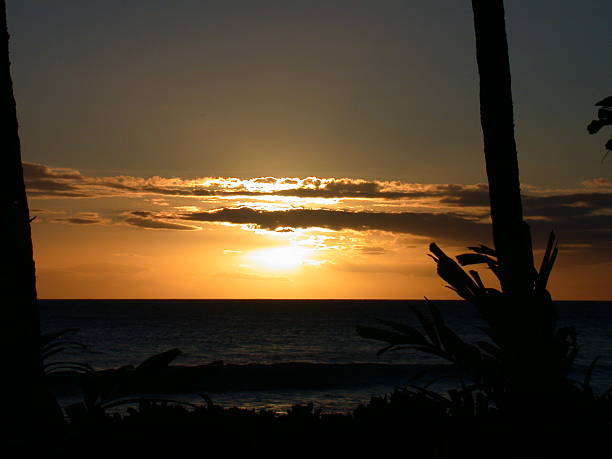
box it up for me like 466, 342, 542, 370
469, 270, 485, 290
44, 361, 95, 374
43, 342, 88, 360
476, 341, 502, 360
467, 244, 497, 257
456, 253, 497, 267
411, 304, 440, 348
376, 318, 429, 346
136, 348, 182, 372
583, 356, 600, 388
356, 326, 412, 345
595, 96, 612, 107
537, 231, 557, 291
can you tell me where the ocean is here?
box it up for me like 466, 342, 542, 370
40, 299, 612, 413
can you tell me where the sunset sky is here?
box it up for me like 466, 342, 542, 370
7, 0, 611, 299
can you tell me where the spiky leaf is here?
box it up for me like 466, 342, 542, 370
456, 253, 497, 267
356, 326, 414, 346
467, 244, 497, 257
410, 304, 440, 348
376, 318, 429, 346
136, 348, 182, 372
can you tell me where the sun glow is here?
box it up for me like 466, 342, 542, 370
248, 246, 316, 271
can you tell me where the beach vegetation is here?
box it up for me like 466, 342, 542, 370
357, 232, 581, 404
63, 348, 189, 419
42, 329, 94, 376
355, 2, 612, 455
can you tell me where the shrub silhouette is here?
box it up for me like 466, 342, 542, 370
65, 348, 192, 420
357, 233, 582, 409
358, 4, 610, 448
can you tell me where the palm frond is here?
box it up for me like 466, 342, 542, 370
536, 231, 558, 291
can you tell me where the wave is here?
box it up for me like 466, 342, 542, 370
47, 362, 462, 397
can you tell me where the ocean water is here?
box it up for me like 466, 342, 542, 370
40, 299, 612, 413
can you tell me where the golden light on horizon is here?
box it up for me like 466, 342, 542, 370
247, 245, 319, 272
20, 160, 612, 300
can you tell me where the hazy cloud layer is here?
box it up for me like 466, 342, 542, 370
25, 162, 611, 255
22, 162, 493, 204
124, 216, 200, 231
133, 204, 609, 251
179, 207, 490, 245
46, 212, 105, 225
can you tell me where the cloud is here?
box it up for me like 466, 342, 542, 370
581, 177, 612, 190
21, 161, 489, 203
24, 162, 610, 219
23, 162, 611, 256
47, 212, 106, 225
355, 246, 388, 255
22, 161, 611, 212
23, 163, 89, 197
523, 193, 612, 219
124, 216, 200, 231
132, 200, 609, 251
23, 162, 82, 180
438, 184, 490, 207
55, 217, 101, 225
178, 207, 490, 244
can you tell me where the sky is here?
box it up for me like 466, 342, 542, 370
6, 0, 611, 299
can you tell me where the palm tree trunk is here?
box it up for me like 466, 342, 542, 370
1, 0, 46, 438
471, 0, 534, 297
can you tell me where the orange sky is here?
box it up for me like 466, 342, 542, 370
9, 1, 611, 299
26, 163, 612, 299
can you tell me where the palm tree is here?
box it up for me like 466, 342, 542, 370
1, 0, 49, 439
470, 0, 535, 296
467, 0, 572, 398
359, 0, 576, 406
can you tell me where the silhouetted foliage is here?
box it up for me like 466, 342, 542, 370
64, 348, 189, 418
358, 2, 611, 455
15, 386, 611, 459
357, 234, 587, 408
587, 96, 612, 161
41, 329, 94, 376
358, 0, 582, 403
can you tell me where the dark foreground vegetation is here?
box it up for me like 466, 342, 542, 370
5, 319, 611, 459
9, 383, 611, 459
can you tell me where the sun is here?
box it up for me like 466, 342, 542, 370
248, 246, 314, 271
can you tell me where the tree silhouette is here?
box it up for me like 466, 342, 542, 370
458, 1, 569, 397
470, 0, 535, 297
1, 0, 49, 440
359, 0, 575, 409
